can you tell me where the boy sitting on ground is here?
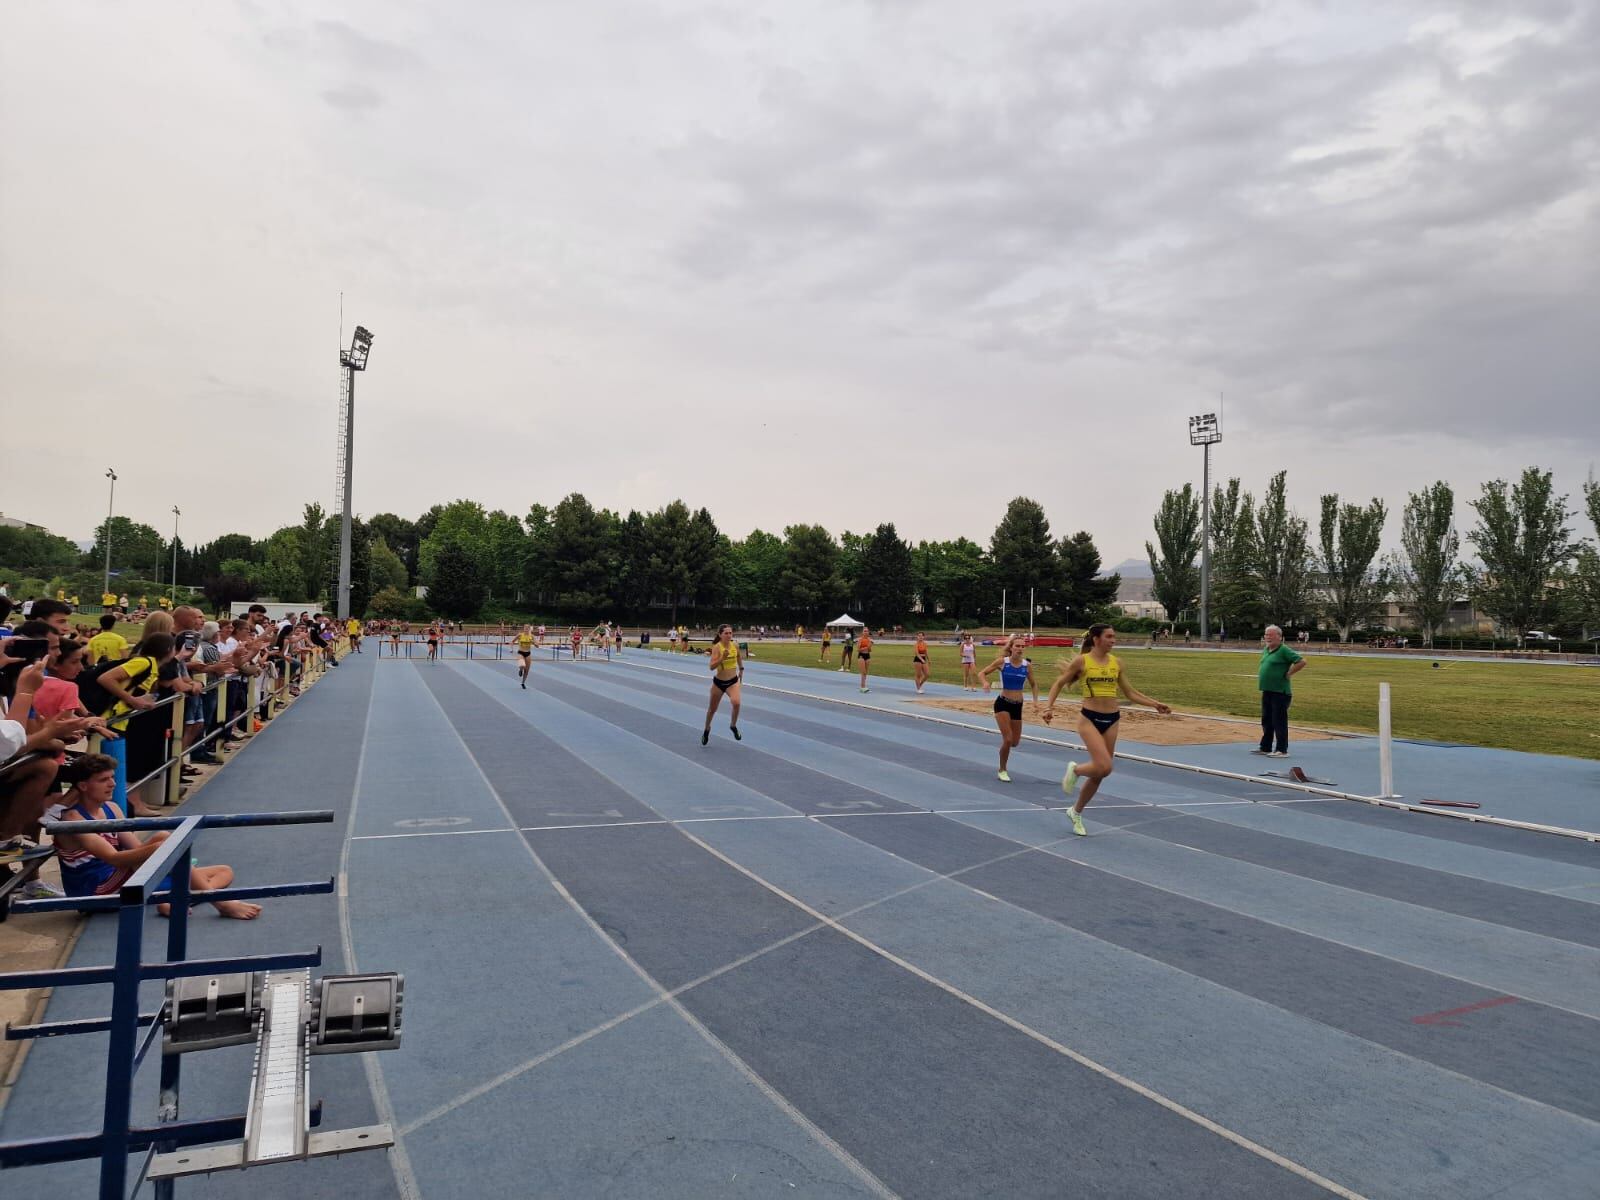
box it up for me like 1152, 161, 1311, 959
51, 754, 261, 919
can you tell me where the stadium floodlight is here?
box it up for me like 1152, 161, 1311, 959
1189, 412, 1223, 640
170, 507, 181, 602
102, 469, 119, 597
336, 325, 375, 620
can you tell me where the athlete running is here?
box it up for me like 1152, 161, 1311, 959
979, 634, 1038, 782
426, 625, 439, 662
1043, 623, 1171, 836
960, 633, 978, 690
510, 625, 535, 688
911, 632, 930, 694
856, 627, 874, 692
569, 626, 582, 659
701, 624, 743, 745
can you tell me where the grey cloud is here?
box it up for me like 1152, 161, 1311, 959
672, 1, 1599, 438
322, 83, 383, 112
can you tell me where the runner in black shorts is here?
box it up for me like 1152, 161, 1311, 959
1043, 623, 1171, 835
979, 634, 1037, 782
510, 626, 535, 688
702, 624, 743, 745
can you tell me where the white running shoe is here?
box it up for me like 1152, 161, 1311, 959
1062, 761, 1080, 795
1069, 808, 1087, 837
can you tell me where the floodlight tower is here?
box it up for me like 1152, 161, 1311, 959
1189, 411, 1222, 639
336, 325, 374, 621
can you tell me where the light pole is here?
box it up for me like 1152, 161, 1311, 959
102, 469, 118, 599
337, 325, 374, 620
170, 507, 181, 603
1188, 412, 1222, 640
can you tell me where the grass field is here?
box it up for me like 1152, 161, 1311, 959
689, 641, 1600, 761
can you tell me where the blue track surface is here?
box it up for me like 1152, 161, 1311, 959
4, 651, 1598, 1198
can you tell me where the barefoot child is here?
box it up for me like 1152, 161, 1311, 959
52, 754, 262, 918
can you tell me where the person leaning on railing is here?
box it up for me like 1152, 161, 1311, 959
1, 658, 94, 855
92, 630, 179, 817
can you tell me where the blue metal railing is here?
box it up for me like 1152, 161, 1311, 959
0, 809, 335, 1199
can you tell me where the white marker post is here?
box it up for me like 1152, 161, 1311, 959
1378, 682, 1399, 798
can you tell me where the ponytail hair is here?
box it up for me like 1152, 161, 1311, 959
1082, 623, 1113, 653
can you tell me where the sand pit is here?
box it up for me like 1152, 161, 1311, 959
914, 697, 1337, 746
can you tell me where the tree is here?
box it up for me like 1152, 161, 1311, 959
1208, 479, 1261, 636
369, 537, 409, 595
929, 538, 989, 623
200, 573, 255, 612
88, 517, 165, 579
258, 528, 308, 600
688, 508, 725, 608
417, 500, 490, 583
778, 525, 841, 622
523, 504, 555, 599
1252, 471, 1314, 629
1058, 531, 1118, 621
989, 497, 1060, 610
324, 520, 373, 616
483, 510, 527, 601
545, 493, 614, 609
1468, 468, 1575, 643
1570, 476, 1600, 635
0, 525, 80, 575
1316, 494, 1389, 642
858, 523, 914, 625
299, 503, 332, 603
836, 531, 869, 613
726, 529, 786, 611
1145, 485, 1201, 623
367, 513, 418, 582
1392, 482, 1460, 647
645, 501, 697, 624
428, 542, 488, 619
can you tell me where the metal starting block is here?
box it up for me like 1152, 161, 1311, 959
148, 968, 402, 1181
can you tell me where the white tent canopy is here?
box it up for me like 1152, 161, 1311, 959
826, 613, 864, 628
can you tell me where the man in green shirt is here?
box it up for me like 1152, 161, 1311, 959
1256, 624, 1306, 757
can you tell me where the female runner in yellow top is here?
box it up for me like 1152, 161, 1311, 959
702, 624, 743, 745
1042, 623, 1170, 836
509, 626, 535, 688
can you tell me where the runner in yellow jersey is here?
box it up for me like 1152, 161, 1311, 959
701, 624, 743, 746
1042, 623, 1171, 836
346, 616, 363, 653
509, 626, 535, 688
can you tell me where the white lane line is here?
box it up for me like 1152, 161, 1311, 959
339, 662, 422, 1200
412, 666, 901, 1200
673, 825, 1366, 1200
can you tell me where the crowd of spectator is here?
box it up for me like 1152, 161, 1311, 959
1, 593, 345, 907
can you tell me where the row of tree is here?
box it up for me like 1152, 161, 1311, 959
2, 496, 1120, 626
1145, 468, 1600, 645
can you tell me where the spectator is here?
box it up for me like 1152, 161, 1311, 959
27, 599, 74, 639
1254, 624, 1307, 759
53, 754, 261, 918
94, 623, 178, 816
183, 621, 226, 766
1, 660, 93, 853
87, 612, 130, 665
0, 595, 13, 637
118, 593, 129, 610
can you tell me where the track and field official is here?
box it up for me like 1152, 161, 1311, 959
1256, 624, 1306, 758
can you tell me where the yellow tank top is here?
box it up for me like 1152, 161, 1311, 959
714, 642, 739, 674
516, 633, 534, 650
1080, 653, 1120, 699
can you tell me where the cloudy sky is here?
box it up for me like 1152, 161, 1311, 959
2, 1, 1596, 567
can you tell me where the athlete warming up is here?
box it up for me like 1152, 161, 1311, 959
510, 626, 535, 687
1043, 623, 1170, 836
979, 634, 1037, 782
702, 624, 743, 745
856, 628, 874, 692
911, 632, 930, 694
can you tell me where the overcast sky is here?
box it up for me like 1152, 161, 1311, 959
3, 1, 1596, 567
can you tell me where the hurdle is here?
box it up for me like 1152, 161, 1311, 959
0, 810, 404, 1198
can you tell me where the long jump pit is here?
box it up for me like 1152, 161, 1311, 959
913, 697, 1339, 746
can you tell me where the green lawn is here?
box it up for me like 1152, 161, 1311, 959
688, 641, 1600, 761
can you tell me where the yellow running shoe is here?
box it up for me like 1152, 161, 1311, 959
1069, 808, 1087, 837
997, 770, 1011, 783
1062, 761, 1080, 796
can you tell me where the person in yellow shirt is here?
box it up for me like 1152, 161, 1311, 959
346, 616, 363, 653
55, 588, 66, 601
701, 625, 743, 745
86, 614, 131, 666
101, 591, 118, 609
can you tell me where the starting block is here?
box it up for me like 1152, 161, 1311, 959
147, 968, 402, 1181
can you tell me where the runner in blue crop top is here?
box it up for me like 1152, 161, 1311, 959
978, 635, 1038, 783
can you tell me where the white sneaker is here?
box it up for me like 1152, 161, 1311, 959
19, 879, 64, 900
1062, 762, 1080, 795
1267, 751, 1289, 758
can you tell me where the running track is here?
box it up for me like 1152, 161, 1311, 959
4, 651, 1598, 1198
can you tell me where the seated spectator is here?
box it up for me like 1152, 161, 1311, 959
87, 613, 130, 665
52, 754, 261, 918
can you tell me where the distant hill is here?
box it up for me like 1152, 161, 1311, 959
1106, 557, 1151, 579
